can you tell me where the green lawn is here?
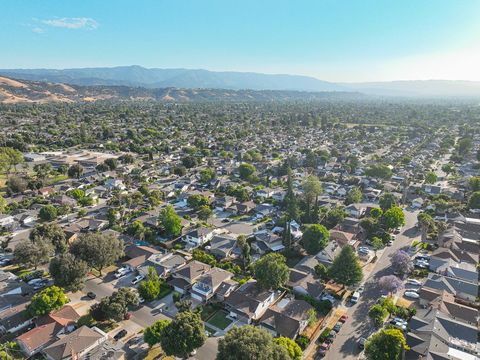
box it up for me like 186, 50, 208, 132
206, 311, 233, 330
158, 283, 172, 299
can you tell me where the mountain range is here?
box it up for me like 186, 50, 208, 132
1, 66, 480, 97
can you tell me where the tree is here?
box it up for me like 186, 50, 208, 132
159, 205, 182, 237
379, 192, 397, 211
14, 238, 52, 269
456, 137, 472, 155
302, 224, 330, 255
284, 167, 299, 221
328, 246, 363, 287
217, 325, 291, 360
126, 220, 146, 240
160, 311, 206, 358
70, 233, 124, 275
370, 208, 383, 219
200, 168, 216, 183
91, 288, 139, 322
0, 147, 24, 173
302, 175, 322, 222
468, 176, 480, 191
378, 275, 404, 294
345, 187, 362, 205
239, 163, 256, 180
382, 206, 405, 231
138, 267, 162, 301
364, 328, 408, 360
0, 196, 6, 214
49, 253, 89, 292
252, 253, 289, 290
315, 263, 329, 280
67, 163, 84, 179
144, 319, 170, 347
181, 155, 198, 168
371, 237, 384, 256
417, 212, 435, 241
236, 235, 250, 268
468, 191, 480, 209
34, 163, 52, 180
39, 205, 58, 222
104, 158, 118, 170
322, 206, 346, 229
390, 250, 413, 275
365, 164, 392, 180
274, 337, 302, 360
6, 175, 27, 193
187, 194, 210, 209
27, 286, 68, 317
424, 171, 438, 184
198, 205, 213, 222
368, 304, 389, 327
30, 223, 67, 254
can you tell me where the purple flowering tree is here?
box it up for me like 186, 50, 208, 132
390, 250, 413, 275
379, 275, 404, 294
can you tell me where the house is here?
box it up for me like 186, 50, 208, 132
252, 230, 284, 254
146, 252, 186, 278
411, 197, 424, 209
224, 281, 277, 324
0, 214, 15, 228
190, 267, 235, 302
259, 297, 313, 339
183, 227, 215, 248
42, 326, 122, 360
16, 306, 80, 357
169, 261, 211, 294
315, 241, 341, 267
422, 274, 478, 303
256, 188, 275, 199
209, 234, 238, 259
287, 269, 323, 300
344, 204, 365, 218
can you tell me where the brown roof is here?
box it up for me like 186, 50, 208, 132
17, 322, 61, 353
36, 305, 80, 327
174, 260, 211, 281
42, 326, 105, 360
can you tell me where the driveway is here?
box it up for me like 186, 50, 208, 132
323, 209, 420, 360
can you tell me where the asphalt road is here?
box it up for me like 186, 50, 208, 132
324, 209, 420, 360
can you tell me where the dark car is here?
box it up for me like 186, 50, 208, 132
114, 329, 127, 340
333, 322, 343, 332
326, 332, 336, 343
358, 337, 367, 349
86, 292, 96, 299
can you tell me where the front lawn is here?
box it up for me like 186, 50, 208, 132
206, 310, 233, 330
158, 283, 172, 299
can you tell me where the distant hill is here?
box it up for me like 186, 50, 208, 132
0, 65, 344, 92
0, 76, 362, 104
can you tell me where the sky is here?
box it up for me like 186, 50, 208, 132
1, 0, 480, 82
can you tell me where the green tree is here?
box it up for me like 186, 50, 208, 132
379, 192, 397, 211
67, 163, 84, 179
198, 205, 213, 222
104, 158, 118, 170
274, 337, 302, 360
417, 212, 435, 241
468, 191, 480, 209
0, 196, 6, 214
144, 319, 170, 347
371, 237, 384, 256
364, 328, 408, 360
456, 137, 472, 155
302, 175, 322, 222
217, 326, 290, 360
39, 205, 58, 222
315, 263, 329, 280
468, 176, 480, 191
138, 267, 162, 301
49, 253, 89, 292
159, 205, 182, 237
284, 167, 299, 221
27, 286, 68, 317
200, 168, 216, 183
424, 171, 438, 184
0, 147, 24, 173
328, 246, 363, 287
345, 186, 362, 205
160, 311, 206, 358
382, 206, 405, 231
91, 288, 139, 322
30, 223, 67, 254
239, 163, 256, 180
70, 233, 124, 275
368, 304, 389, 327
365, 164, 392, 180
187, 194, 210, 209
236, 235, 251, 269
252, 253, 289, 290
302, 224, 330, 255
369, 208, 383, 219
14, 238, 52, 269
322, 206, 346, 229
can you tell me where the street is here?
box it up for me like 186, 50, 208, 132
323, 209, 420, 360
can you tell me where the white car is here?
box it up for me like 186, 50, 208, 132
404, 291, 420, 299
131, 275, 145, 285
406, 278, 422, 286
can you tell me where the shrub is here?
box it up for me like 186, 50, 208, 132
295, 335, 310, 350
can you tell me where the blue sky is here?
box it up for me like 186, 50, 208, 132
1, 0, 480, 81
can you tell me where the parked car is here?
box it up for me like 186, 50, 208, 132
131, 275, 145, 285
351, 291, 360, 304
86, 292, 97, 299
406, 278, 422, 286
404, 291, 420, 299
389, 319, 407, 331
114, 329, 127, 340
358, 337, 367, 349
326, 332, 336, 343
387, 240, 394, 246
317, 342, 331, 356
333, 322, 343, 332
339, 315, 348, 323
357, 285, 365, 293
